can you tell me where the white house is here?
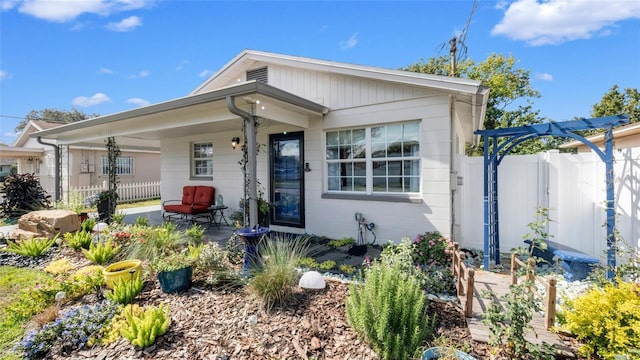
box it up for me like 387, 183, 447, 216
32, 50, 489, 244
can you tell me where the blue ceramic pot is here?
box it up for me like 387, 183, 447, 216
157, 266, 192, 293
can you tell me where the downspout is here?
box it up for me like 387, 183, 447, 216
37, 136, 60, 202
449, 95, 457, 242
226, 96, 258, 227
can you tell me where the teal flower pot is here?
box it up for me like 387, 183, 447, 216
421, 347, 477, 360
157, 266, 192, 293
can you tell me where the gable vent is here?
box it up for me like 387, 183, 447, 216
246, 67, 268, 83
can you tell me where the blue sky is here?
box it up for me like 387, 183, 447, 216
1, 0, 639, 145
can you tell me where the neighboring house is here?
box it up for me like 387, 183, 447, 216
560, 121, 640, 152
32, 50, 489, 244
0, 159, 16, 181
0, 120, 160, 199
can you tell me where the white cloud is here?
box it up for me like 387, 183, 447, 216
128, 70, 149, 79
6, 0, 154, 23
492, 0, 640, 46
72, 92, 111, 107
127, 97, 150, 107
176, 60, 189, 71
106, 15, 141, 31
536, 72, 553, 81
0, 69, 12, 80
98, 67, 114, 74
198, 69, 211, 78
339, 32, 358, 50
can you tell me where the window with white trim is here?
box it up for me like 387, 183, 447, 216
101, 156, 134, 175
326, 121, 420, 193
191, 141, 213, 178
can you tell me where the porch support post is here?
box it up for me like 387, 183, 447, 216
246, 115, 258, 227
604, 126, 616, 278
226, 96, 259, 227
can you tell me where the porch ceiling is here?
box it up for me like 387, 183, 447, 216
31, 81, 328, 148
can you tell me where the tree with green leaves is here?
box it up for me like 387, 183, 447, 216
15, 108, 98, 133
403, 53, 562, 154
591, 85, 639, 123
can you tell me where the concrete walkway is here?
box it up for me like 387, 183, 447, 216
0, 205, 236, 244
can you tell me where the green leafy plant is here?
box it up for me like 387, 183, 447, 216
111, 211, 126, 224
412, 231, 454, 268
44, 259, 75, 275
135, 216, 149, 227
248, 234, 310, 312
0, 172, 52, 220
185, 224, 205, 245
560, 280, 640, 359
318, 260, 336, 270
93, 304, 143, 346
152, 250, 196, 273
120, 304, 170, 349
224, 234, 245, 265
124, 222, 188, 263
346, 254, 435, 360
106, 274, 143, 305
2, 236, 56, 257
80, 218, 96, 233
64, 230, 93, 250
522, 206, 552, 260
298, 257, 319, 269
327, 237, 355, 248
17, 300, 119, 359
339, 264, 356, 275
82, 238, 121, 264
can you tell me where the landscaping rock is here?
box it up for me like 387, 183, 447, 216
13, 209, 80, 239
299, 270, 326, 289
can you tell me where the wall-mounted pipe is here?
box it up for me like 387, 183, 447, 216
226, 95, 258, 227
37, 136, 60, 202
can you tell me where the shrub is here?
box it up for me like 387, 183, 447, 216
0, 172, 52, 220
80, 218, 96, 233
412, 231, 454, 268
16, 301, 119, 359
560, 280, 640, 359
82, 239, 121, 264
120, 304, 170, 349
346, 258, 435, 360
327, 237, 355, 248
3, 236, 56, 257
93, 304, 144, 346
64, 231, 93, 250
318, 260, 336, 270
248, 235, 309, 312
44, 259, 74, 275
135, 217, 149, 227
106, 275, 143, 305
298, 257, 319, 269
339, 264, 356, 275
224, 234, 245, 265
124, 222, 187, 263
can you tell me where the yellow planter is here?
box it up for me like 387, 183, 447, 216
103, 260, 142, 289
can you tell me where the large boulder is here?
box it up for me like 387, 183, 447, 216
12, 209, 80, 240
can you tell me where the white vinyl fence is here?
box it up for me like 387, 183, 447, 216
460, 148, 640, 263
67, 181, 161, 205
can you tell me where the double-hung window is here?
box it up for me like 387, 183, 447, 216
326, 121, 420, 194
101, 156, 134, 175
191, 141, 213, 178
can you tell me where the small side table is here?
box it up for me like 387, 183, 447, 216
209, 205, 229, 229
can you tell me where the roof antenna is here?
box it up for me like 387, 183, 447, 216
439, 0, 477, 77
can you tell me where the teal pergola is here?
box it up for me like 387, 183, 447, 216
475, 114, 630, 277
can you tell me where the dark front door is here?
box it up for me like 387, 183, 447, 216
270, 132, 305, 227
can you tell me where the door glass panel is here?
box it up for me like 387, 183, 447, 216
271, 133, 304, 227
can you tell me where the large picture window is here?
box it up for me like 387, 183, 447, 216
326, 122, 420, 194
191, 141, 213, 178
101, 156, 133, 175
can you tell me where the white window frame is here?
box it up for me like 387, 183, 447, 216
191, 141, 213, 179
101, 156, 134, 176
325, 121, 420, 195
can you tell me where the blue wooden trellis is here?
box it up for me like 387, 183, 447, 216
475, 114, 630, 277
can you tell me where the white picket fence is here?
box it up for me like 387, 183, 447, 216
67, 181, 161, 204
